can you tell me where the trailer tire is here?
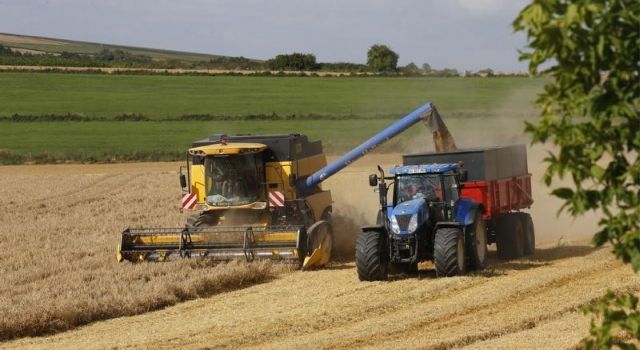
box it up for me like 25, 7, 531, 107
356, 230, 388, 281
519, 213, 535, 255
496, 214, 525, 260
434, 227, 466, 277
467, 213, 488, 270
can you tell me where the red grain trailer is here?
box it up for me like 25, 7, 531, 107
403, 145, 535, 259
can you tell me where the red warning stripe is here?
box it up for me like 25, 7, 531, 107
181, 192, 198, 209
268, 191, 285, 207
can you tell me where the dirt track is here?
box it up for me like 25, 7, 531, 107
0, 150, 635, 349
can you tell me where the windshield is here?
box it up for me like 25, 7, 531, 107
204, 153, 264, 206
395, 174, 442, 204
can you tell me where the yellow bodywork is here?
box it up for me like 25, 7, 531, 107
119, 140, 334, 268
188, 143, 332, 221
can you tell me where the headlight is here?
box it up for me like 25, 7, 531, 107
390, 215, 400, 234
408, 214, 418, 233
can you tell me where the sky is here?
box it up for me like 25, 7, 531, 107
0, 0, 531, 72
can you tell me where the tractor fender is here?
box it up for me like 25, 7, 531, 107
454, 198, 483, 226
361, 225, 388, 235
434, 221, 463, 231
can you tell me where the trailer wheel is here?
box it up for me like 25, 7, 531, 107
496, 214, 524, 260
355, 230, 388, 281
520, 213, 535, 255
434, 227, 466, 277
468, 213, 488, 270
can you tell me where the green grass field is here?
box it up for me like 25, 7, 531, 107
0, 73, 543, 164
1, 73, 543, 118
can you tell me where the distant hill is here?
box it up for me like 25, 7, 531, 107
0, 32, 259, 62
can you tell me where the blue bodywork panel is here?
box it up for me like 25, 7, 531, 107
454, 198, 480, 226
392, 198, 423, 216
390, 198, 429, 235
390, 163, 459, 175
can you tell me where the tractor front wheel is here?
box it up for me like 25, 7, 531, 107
434, 227, 466, 277
355, 230, 388, 281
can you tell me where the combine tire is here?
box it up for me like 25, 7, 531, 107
434, 227, 466, 277
467, 213, 488, 270
185, 213, 217, 228
496, 214, 524, 260
519, 213, 535, 255
355, 230, 388, 281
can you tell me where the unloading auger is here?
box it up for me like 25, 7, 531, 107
117, 102, 456, 269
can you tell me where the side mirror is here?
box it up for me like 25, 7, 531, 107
369, 174, 378, 187
459, 169, 468, 182
179, 174, 187, 189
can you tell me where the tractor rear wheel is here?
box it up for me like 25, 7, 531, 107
434, 227, 466, 277
467, 213, 488, 270
355, 230, 388, 281
496, 214, 525, 260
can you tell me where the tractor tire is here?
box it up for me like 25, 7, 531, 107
434, 227, 466, 277
355, 230, 388, 281
496, 214, 525, 260
467, 212, 488, 270
519, 213, 535, 255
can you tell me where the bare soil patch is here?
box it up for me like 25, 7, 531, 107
0, 33, 64, 46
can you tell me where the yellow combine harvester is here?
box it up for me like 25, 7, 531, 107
117, 103, 454, 269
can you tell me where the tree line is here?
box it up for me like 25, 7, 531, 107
0, 43, 510, 76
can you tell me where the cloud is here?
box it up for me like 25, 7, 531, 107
451, 0, 526, 16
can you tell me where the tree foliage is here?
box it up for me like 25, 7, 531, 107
514, 0, 639, 348
367, 44, 398, 72
267, 53, 318, 71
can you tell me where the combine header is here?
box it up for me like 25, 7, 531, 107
117, 103, 456, 269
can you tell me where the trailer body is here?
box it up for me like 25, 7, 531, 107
403, 144, 533, 220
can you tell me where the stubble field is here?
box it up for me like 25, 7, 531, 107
1, 143, 638, 349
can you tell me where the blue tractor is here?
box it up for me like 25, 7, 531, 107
355, 162, 488, 280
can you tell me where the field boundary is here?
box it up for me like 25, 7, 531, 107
0, 111, 535, 122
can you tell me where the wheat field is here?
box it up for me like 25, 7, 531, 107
0, 164, 291, 340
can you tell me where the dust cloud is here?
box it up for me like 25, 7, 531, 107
324, 117, 600, 253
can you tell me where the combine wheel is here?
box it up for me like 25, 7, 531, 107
302, 220, 333, 269
434, 227, 466, 277
467, 212, 488, 270
496, 214, 524, 260
186, 213, 217, 228
355, 230, 388, 281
